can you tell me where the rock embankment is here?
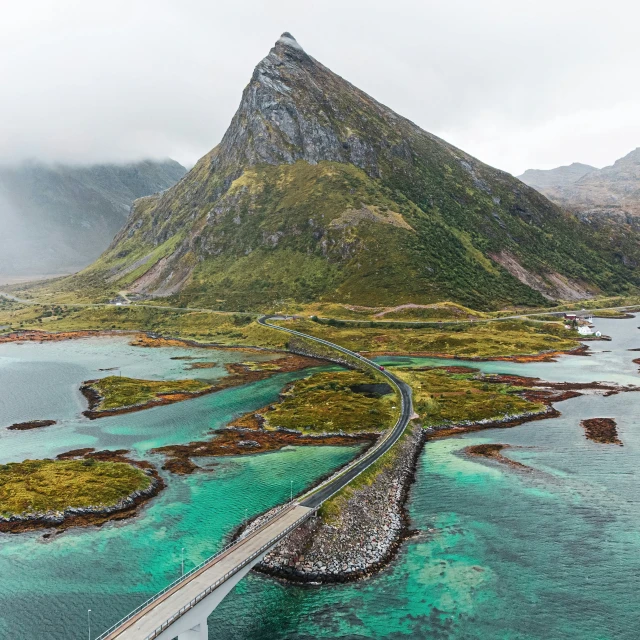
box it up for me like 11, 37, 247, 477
581, 418, 622, 445
7, 420, 56, 431
255, 423, 425, 583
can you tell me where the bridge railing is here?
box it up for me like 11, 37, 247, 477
264, 318, 409, 505
94, 501, 294, 640
143, 507, 315, 640
96, 316, 410, 640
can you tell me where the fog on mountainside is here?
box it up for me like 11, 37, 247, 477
0, 159, 186, 279
518, 163, 596, 190
519, 148, 640, 228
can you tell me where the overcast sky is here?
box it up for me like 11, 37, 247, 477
2, 0, 639, 175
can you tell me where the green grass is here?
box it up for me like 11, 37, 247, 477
396, 368, 542, 426
318, 423, 409, 523
0, 459, 151, 517
593, 308, 640, 318
85, 376, 213, 411
0, 304, 287, 348
283, 318, 579, 358
0, 302, 582, 360
263, 370, 398, 435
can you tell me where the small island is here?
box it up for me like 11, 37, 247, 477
80, 355, 322, 418
581, 418, 622, 445
0, 452, 163, 533
152, 369, 393, 474
186, 361, 218, 369
81, 375, 215, 418
464, 443, 531, 470
7, 420, 57, 431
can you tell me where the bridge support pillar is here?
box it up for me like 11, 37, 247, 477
178, 620, 208, 640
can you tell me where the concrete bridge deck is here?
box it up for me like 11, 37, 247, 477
101, 505, 312, 640
96, 315, 413, 639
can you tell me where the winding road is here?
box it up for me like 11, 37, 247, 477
257, 315, 415, 508
96, 315, 414, 640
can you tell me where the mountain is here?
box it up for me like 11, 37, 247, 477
57, 33, 640, 310
0, 159, 186, 277
518, 163, 596, 190
520, 149, 640, 229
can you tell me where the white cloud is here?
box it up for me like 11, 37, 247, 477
1, 0, 638, 174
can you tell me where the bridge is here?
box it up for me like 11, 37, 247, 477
96, 316, 413, 640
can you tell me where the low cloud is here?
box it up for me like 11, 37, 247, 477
1, 0, 638, 174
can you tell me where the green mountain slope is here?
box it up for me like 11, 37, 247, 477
0, 159, 186, 277
50, 33, 639, 310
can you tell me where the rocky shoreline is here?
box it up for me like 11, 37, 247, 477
152, 426, 376, 475
79, 354, 322, 419
0, 450, 165, 534
79, 380, 218, 419
248, 375, 639, 585
0, 329, 121, 344
254, 422, 425, 584
464, 443, 531, 470
6, 419, 56, 431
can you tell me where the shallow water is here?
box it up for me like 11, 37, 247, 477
2, 319, 640, 639
0, 337, 357, 638
376, 316, 640, 386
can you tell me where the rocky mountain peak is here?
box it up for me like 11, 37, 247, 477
86, 35, 640, 310
275, 32, 304, 52
213, 32, 386, 177
616, 147, 640, 166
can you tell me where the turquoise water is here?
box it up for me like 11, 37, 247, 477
376, 318, 640, 385
0, 337, 358, 638
203, 316, 640, 639
2, 319, 640, 639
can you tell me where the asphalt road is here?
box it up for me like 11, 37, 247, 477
95, 315, 415, 639
257, 315, 414, 509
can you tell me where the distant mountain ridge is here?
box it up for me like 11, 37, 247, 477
518, 163, 596, 190
0, 159, 186, 277
519, 149, 640, 228
44, 33, 640, 309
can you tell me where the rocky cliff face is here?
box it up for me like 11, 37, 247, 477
521, 149, 640, 230
64, 34, 640, 309
0, 159, 186, 277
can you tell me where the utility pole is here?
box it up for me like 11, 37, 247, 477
88, 609, 91, 640
290, 480, 293, 503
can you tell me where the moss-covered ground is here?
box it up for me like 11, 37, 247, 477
282, 301, 489, 322
396, 368, 543, 426
0, 459, 151, 517
85, 376, 213, 412
0, 300, 585, 360
260, 370, 398, 435
592, 308, 640, 318
283, 318, 579, 359
0, 304, 286, 348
